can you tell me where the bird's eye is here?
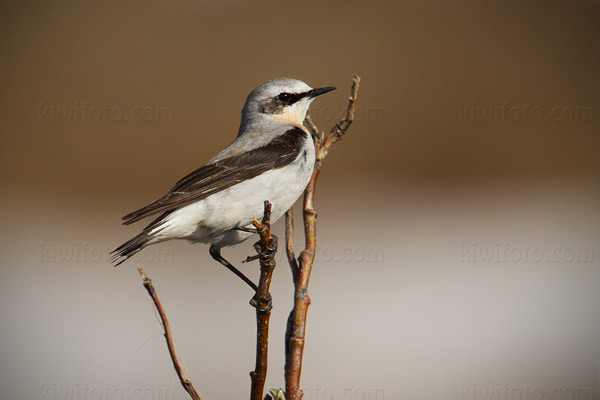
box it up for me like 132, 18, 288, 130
277, 93, 292, 102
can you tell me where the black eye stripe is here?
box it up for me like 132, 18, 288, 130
276, 92, 305, 105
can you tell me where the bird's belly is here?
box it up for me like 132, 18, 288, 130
158, 147, 315, 247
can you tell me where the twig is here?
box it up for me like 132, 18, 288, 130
283, 208, 298, 386
285, 209, 299, 282
316, 75, 360, 165
137, 266, 202, 400
304, 115, 321, 143
284, 75, 361, 400
249, 201, 277, 400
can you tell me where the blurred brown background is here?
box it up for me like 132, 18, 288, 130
1, 1, 599, 399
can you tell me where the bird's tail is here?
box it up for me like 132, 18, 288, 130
110, 231, 153, 266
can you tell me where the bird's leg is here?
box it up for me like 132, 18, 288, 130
209, 246, 258, 291
235, 226, 259, 234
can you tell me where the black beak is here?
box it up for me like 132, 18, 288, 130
307, 86, 336, 98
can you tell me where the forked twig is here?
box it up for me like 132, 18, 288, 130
284, 75, 361, 400
135, 75, 361, 400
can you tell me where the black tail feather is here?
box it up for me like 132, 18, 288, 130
110, 231, 152, 266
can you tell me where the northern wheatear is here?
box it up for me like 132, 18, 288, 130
112, 78, 335, 304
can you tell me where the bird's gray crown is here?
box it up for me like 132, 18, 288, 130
241, 78, 312, 116
237, 78, 335, 137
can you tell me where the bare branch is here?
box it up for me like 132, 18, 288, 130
249, 201, 277, 400
284, 170, 319, 400
137, 266, 202, 400
284, 75, 361, 400
285, 208, 299, 282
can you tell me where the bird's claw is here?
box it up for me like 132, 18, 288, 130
252, 234, 278, 262
243, 234, 278, 263
242, 254, 260, 263
250, 293, 273, 312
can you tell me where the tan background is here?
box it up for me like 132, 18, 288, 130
1, 1, 599, 399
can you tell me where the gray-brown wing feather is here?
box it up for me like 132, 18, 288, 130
121, 127, 307, 225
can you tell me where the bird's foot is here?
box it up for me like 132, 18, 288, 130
254, 234, 278, 262
250, 292, 273, 312
242, 234, 278, 263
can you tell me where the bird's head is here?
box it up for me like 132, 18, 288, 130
240, 78, 336, 128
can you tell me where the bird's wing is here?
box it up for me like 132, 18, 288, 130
122, 127, 308, 225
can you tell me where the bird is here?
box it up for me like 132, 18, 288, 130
111, 78, 335, 303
